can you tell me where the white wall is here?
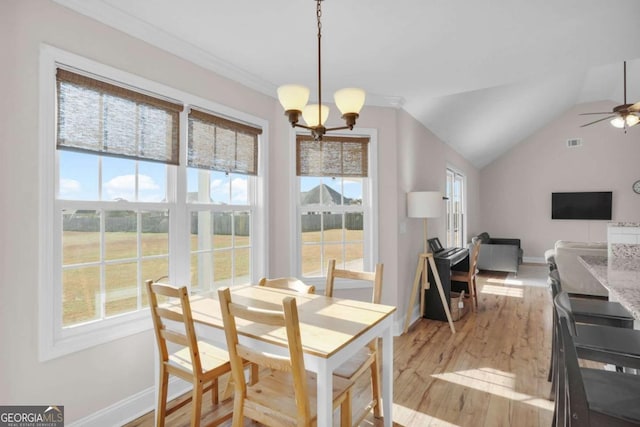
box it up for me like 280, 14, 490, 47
479, 101, 640, 261
396, 109, 480, 325
1, 1, 478, 423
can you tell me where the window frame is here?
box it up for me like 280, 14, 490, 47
445, 166, 466, 249
38, 45, 267, 361
289, 129, 379, 290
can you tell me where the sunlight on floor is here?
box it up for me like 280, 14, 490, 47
432, 367, 553, 412
480, 284, 524, 298
487, 277, 524, 286
392, 403, 459, 426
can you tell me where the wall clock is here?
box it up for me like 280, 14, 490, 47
634, 180, 640, 194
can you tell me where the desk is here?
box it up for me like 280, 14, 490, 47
423, 249, 469, 321
186, 286, 396, 427
579, 255, 640, 321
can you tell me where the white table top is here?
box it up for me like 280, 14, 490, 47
579, 255, 640, 319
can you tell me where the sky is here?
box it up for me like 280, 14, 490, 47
59, 151, 363, 203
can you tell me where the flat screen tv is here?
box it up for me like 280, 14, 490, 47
551, 191, 612, 220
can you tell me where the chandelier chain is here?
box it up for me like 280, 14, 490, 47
316, 0, 323, 129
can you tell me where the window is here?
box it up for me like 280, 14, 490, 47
295, 133, 377, 284
445, 168, 465, 248
186, 108, 261, 292
39, 47, 266, 360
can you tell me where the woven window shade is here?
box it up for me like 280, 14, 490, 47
56, 68, 183, 165
188, 109, 262, 175
296, 135, 369, 177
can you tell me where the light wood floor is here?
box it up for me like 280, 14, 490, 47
126, 265, 554, 427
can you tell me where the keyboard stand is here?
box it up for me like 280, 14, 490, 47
403, 252, 456, 335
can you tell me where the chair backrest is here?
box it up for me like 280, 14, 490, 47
557, 315, 591, 425
554, 291, 578, 336
217, 287, 311, 423
258, 277, 315, 294
548, 269, 562, 298
146, 280, 203, 374
324, 259, 383, 303
468, 238, 481, 279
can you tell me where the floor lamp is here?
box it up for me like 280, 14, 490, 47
403, 191, 456, 334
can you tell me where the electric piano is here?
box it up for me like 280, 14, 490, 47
423, 238, 470, 321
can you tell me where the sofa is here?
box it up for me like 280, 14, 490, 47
550, 240, 608, 298
473, 232, 522, 275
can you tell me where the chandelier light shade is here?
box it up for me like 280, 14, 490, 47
302, 104, 330, 127
277, 0, 366, 140
277, 84, 310, 113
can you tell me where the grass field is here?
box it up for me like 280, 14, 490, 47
62, 229, 363, 326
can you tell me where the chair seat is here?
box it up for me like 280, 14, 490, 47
333, 346, 374, 379
575, 324, 640, 370
168, 341, 231, 380
245, 370, 353, 423
582, 368, 640, 423
571, 298, 634, 326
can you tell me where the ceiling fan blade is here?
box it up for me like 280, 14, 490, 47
630, 101, 640, 112
579, 112, 614, 115
580, 115, 616, 127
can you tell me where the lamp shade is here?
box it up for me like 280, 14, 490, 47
610, 116, 625, 129
407, 191, 442, 218
302, 104, 330, 126
626, 114, 639, 127
334, 88, 366, 115
277, 84, 310, 112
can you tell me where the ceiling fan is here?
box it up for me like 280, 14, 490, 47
580, 61, 640, 130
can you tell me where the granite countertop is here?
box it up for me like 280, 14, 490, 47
579, 255, 640, 319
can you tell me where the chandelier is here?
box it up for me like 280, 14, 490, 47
277, 0, 366, 141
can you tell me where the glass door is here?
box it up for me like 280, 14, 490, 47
445, 168, 465, 248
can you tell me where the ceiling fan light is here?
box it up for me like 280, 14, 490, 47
610, 116, 625, 128
626, 114, 640, 127
334, 88, 366, 115
302, 104, 330, 127
277, 84, 310, 112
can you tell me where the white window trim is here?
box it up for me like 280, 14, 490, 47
287, 128, 379, 291
445, 163, 467, 247
38, 45, 267, 361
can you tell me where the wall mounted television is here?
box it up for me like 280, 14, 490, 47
551, 191, 612, 220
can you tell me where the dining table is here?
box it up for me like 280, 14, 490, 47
184, 284, 397, 427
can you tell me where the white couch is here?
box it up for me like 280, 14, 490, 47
553, 240, 608, 298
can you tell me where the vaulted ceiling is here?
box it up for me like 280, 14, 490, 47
56, 0, 640, 168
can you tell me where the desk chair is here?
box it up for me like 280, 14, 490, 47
258, 276, 315, 294
325, 259, 384, 426
450, 238, 481, 311
218, 287, 353, 427
554, 313, 640, 426
146, 280, 233, 427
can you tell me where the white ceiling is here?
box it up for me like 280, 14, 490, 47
55, 0, 640, 168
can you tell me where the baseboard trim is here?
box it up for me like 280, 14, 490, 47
67, 377, 190, 427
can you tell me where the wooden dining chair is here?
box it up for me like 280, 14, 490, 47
450, 238, 481, 311
217, 287, 353, 427
258, 276, 315, 294
146, 280, 233, 427
554, 314, 640, 426
325, 259, 384, 426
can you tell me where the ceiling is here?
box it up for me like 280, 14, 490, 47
55, 0, 640, 168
